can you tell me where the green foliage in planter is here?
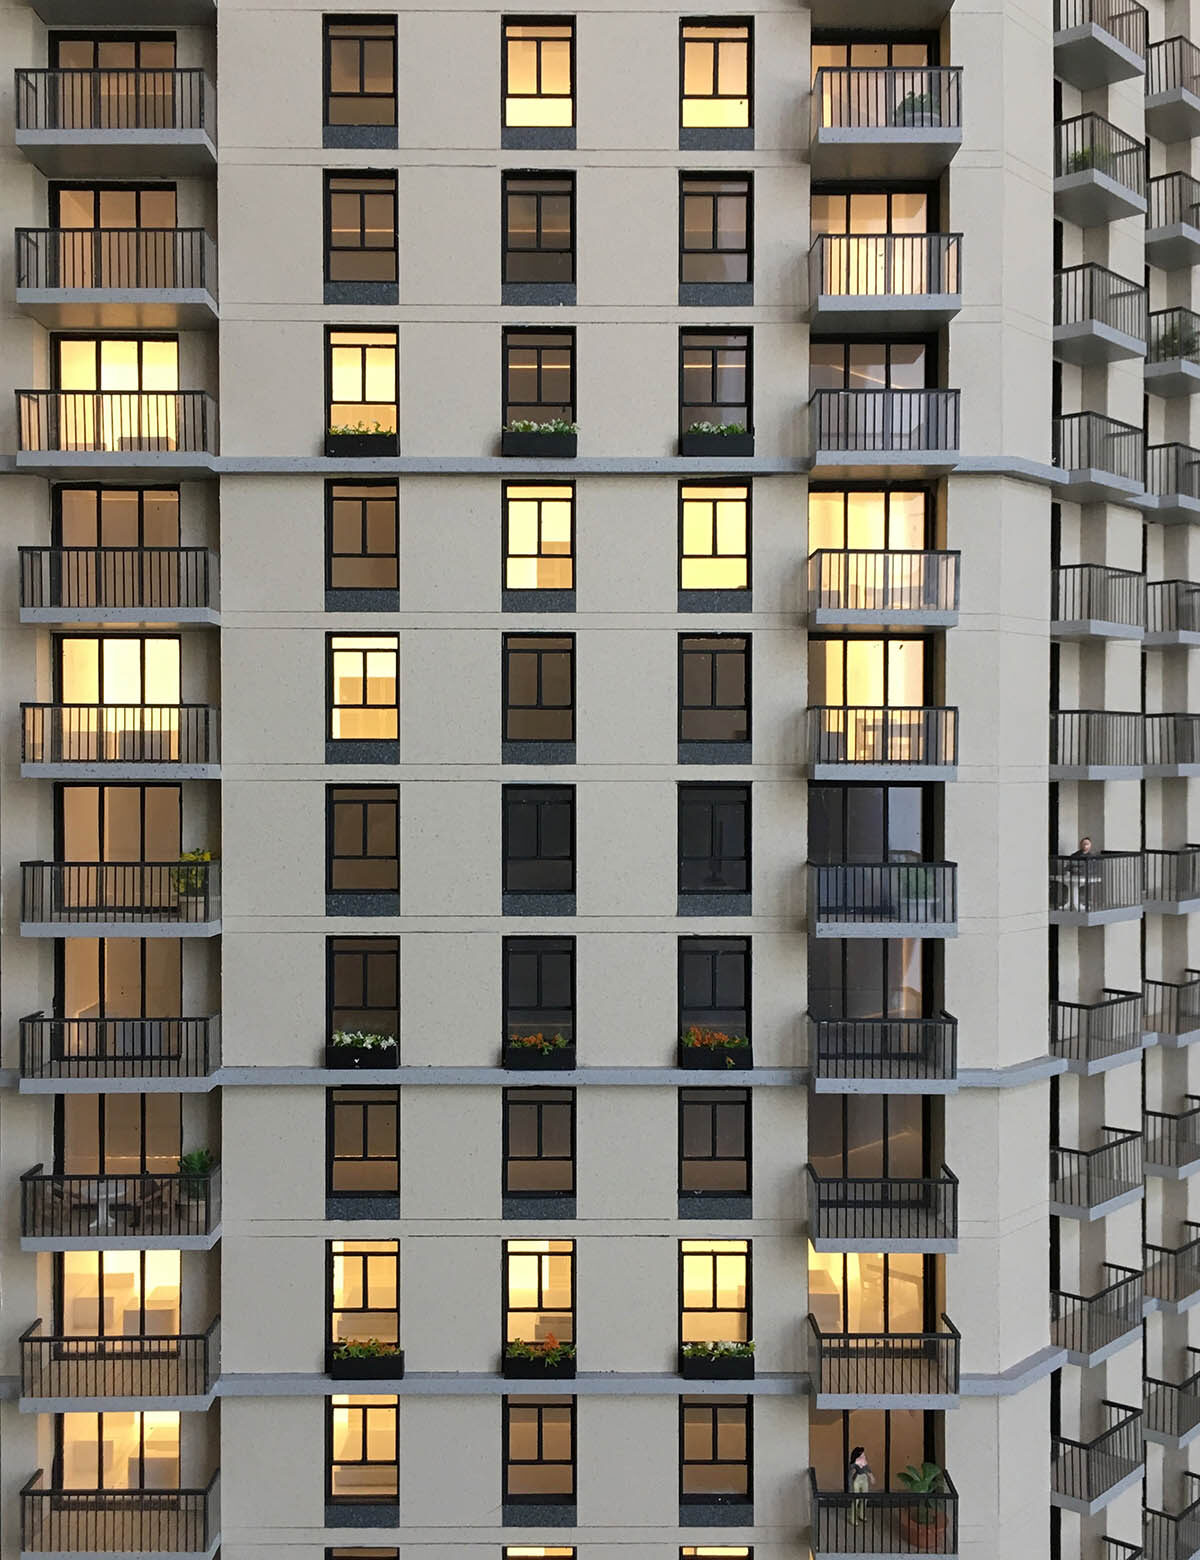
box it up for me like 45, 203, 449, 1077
682, 1340, 756, 1360
896, 91, 936, 116
171, 848, 212, 896
505, 1336, 576, 1365
178, 1148, 214, 1199
328, 421, 389, 435
503, 419, 579, 434
896, 1461, 946, 1522
508, 1030, 570, 1054
332, 1338, 402, 1360
685, 421, 749, 436
1155, 319, 1200, 360
330, 1030, 397, 1050
1065, 145, 1113, 174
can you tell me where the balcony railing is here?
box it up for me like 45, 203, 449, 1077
1105, 1542, 1143, 1560
1051, 1127, 1143, 1211
1051, 1264, 1144, 1358
21, 705, 219, 767
1143, 972, 1200, 1036
809, 232, 961, 299
1051, 710, 1144, 770
20, 547, 216, 614
20, 1164, 220, 1240
1049, 850, 1144, 917
21, 861, 220, 927
806, 1163, 959, 1246
17, 391, 217, 456
1145, 1225, 1200, 1307
807, 706, 958, 769
810, 861, 957, 930
1054, 412, 1145, 483
1144, 1473, 1200, 1560
1148, 36, 1200, 96
1145, 847, 1200, 906
1145, 1098, 1200, 1171
1145, 718, 1200, 772
19, 1013, 219, 1080
14, 68, 210, 132
1151, 309, 1200, 368
1147, 444, 1200, 502
1056, 113, 1146, 199
20, 1470, 219, 1555
1149, 172, 1200, 229
1146, 1350, 1200, 1444
1056, 265, 1147, 341
1053, 1402, 1143, 1507
807, 1313, 960, 1398
1057, 0, 1148, 57
1148, 581, 1200, 636
812, 66, 962, 130
809, 1012, 957, 1085
808, 1467, 958, 1557
811, 389, 960, 454
1053, 564, 1145, 630
16, 228, 215, 293
1051, 989, 1144, 1067
807, 549, 960, 618
20, 1317, 219, 1399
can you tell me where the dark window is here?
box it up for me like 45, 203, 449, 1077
681, 1396, 752, 1500
678, 784, 750, 894
681, 1239, 750, 1342
807, 783, 930, 864
56, 1092, 180, 1175
504, 634, 575, 742
504, 329, 575, 425
328, 1394, 398, 1500
326, 482, 399, 592
327, 786, 399, 893
504, 482, 575, 590
51, 35, 175, 69
324, 17, 397, 127
328, 634, 399, 741
681, 21, 752, 128
325, 173, 397, 283
53, 486, 180, 548
503, 174, 575, 284
808, 939, 930, 1024
328, 936, 400, 1039
680, 1088, 751, 1195
681, 330, 751, 432
680, 635, 750, 742
680, 482, 750, 590
327, 1087, 400, 1195
810, 340, 932, 392
680, 936, 749, 1034
504, 1088, 576, 1195
681, 175, 752, 284
505, 1238, 575, 1342
503, 785, 575, 893
327, 329, 398, 433
330, 1238, 399, 1344
504, 936, 575, 1041
808, 1094, 929, 1181
503, 19, 575, 127
504, 1397, 576, 1499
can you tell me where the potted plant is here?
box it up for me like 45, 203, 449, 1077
326, 1338, 405, 1381
325, 421, 400, 458
892, 90, 939, 127
896, 1462, 948, 1550
503, 1335, 577, 1379
171, 848, 212, 918
679, 1026, 752, 1070
175, 1148, 214, 1216
502, 1031, 577, 1070
325, 1030, 399, 1069
501, 418, 579, 458
680, 420, 755, 458
1155, 319, 1200, 361
680, 1340, 755, 1380
1065, 145, 1113, 175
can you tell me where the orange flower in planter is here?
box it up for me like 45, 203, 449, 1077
681, 1026, 750, 1049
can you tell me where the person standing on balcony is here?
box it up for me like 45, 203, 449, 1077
848, 1445, 874, 1524
1069, 835, 1095, 911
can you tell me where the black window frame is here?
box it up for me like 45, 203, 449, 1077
325, 631, 400, 744
503, 480, 576, 593
323, 15, 398, 129
325, 326, 399, 431
503, 327, 576, 426
502, 171, 577, 285
323, 170, 398, 285
503, 1395, 577, 1502
503, 633, 576, 744
51, 484, 181, 549
809, 335, 938, 393
678, 783, 751, 897
680, 19, 754, 129
326, 1393, 399, 1503
327, 934, 401, 1041
679, 173, 753, 286
680, 328, 752, 435
327, 1549, 400, 1559
503, 935, 576, 1042
503, 1236, 576, 1342
679, 935, 750, 1035
503, 1087, 577, 1197
679, 1238, 751, 1345
680, 1395, 752, 1502
326, 785, 400, 895
679, 1087, 752, 1197
679, 634, 751, 744
52, 630, 180, 705
810, 183, 938, 238
328, 1237, 400, 1343
501, 17, 576, 129
325, 479, 399, 594
678, 480, 751, 593
502, 784, 577, 895
806, 483, 937, 551
326, 1086, 400, 1198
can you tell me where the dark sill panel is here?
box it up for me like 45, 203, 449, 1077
325, 892, 401, 917
502, 741, 576, 765
326, 1196, 401, 1220
679, 128, 754, 150
677, 893, 752, 918
678, 589, 752, 614
325, 1501, 399, 1528
325, 588, 400, 614
502, 127, 576, 150
502, 1502, 577, 1527
503, 893, 577, 916
679, 1194, 753, 1219
325, 740, 400, 765
323, 126, 398, 149
679, 283, 754, 307
678, 741, 752, 765
502, 589, 576, 613
679, 1500, 754, 1526
324, 282, 399, 307
504, 1195, 577, 1220
503, 282, 577, 306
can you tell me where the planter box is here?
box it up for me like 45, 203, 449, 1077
325, 1042, 399, 1070
326, 1348, 405, 1380
679, 431, 755, 458
325, 432, 399, 458
898, 1512, 948, 1551
503, 1043, 577, 1070
680, 1352, 755, 1380
503, 1353, 577, 1379
678, 1044, 753, 1070
501, 431, 578, 458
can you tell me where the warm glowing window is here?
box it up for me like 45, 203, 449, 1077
328, 787, 399, 894
505, 936, 575, 1042
680, 1088, 750, 1196
681, 1239, 749, 1344
57, 487, 180, 548
61, 936, 180, 1030
328, 1551, 399, 1560
808, 637, 928, 708
678, 784, 750, 896
56, 337, 178, 393
58, 634, 180, 705
503, 785, 575, 894
810, 340, 927, 394
328, 935, 400, 1039
807, 1247, 929, 1335
325, 174, 397, 284
328, 1395, 398, 1500
680, 330, 750, 431
60, 1251, 181, 1337
52, 636, 183, 769
328, 634, 398, 741
680, 1397, 751, 1499
59, 1410, 180, 1490
679, 635, 750, 743
330, 1240, 398, 1344
328, 1087, 400, 1196
504, 484, 574, 591
504, 329, 575, 425
506, 1550, 576, 1559
53, 338, 180, 452
680, 483, 749, 591
503, 20, 574, 127
504, 635, 574, 743
504, 1088, 575, 1197
682, 1551, 753, 1558
503, 174, 575, 284
324, 18, 397, 127
681, 175, 751, 286
681, 22, 751, 128
328, 330, 397, 434
504, 1398, 575, 1499
505, 1239, 574, 1344
49, 38, 177, 131
807, 488, 928, 552
680, 936, 749, 1036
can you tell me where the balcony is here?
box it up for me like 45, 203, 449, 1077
19, 546, 218, 626
19, 1012, 219, 1084
1146, 38, 1200, 142
14, 69, 216, 177
1144, 1474, 1200, 1560
1145, 444, 1200, 524
807, 705, 958, 781
1051, 989, 1145, 1075
810, 389, 960, 478
1147, 581, 1200, 645
810, 66, 962, 179
1145, 1225, 1200, 1313
1050, 1128, 1144, 1219
808, 1467, 959, 1559
20, 1164, 221, 1250
1050, 710, 1143, 779
16, 391, 218, 479
1052, 1264, 1144, 1366
1054, 265, 1147, 365
807, 549, 960, 629
1146, 1352, 1200, 1450
1147, 174, 1200, 268
805, 1163, 959, 1253
20, 1471, 219, 1558
809, 1012, 958, 1094
21, 705, 220, 779
809, 232, 961, 333
15, 228, 217, 329
1049, 850, 1144, 927
20, 1317, 219, 1405
1143, 972, 1200, 1047
1052, 564, 1145, 639
1144, 847, 1200, 912
1053, 413, 1144, 503
20, 861, 221, 937
809, 861, 958, 939
807, 1313, 960, 1407
1055, 113, 1147, 226
1055, 0, 1147, 88
1145, 1099, 1200, 1177
1052, 1402, 1143, 1516
1147, 309, 1200, 397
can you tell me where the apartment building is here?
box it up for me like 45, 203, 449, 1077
0, 0, 1197, 1557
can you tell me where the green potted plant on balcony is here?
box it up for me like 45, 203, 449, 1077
896, 1462, 948, 1549
502, 1030, 576, 1070
679, 1026, 752, 1070
500, 418, 579, 458
1065, 144, 1113, 175
325, 420, 400, 459
1154, 318, 1200, 362
503, 1335, 577, 1379
175, 1147, 214, 1224
892, 90, 940, 128
680, 420, 755, 458
326, 1337, 405, 1381
680, 1340, 755, 1381
325, 1029, 399, 1069
170, 848, 212, 920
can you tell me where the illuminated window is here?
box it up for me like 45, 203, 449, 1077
328, 935, 400, 1039
52, 634, 182, 765
681, 22, 752, 129
504, 1088, 575, 1197
505, 1238, 574, 1344
680, 483, 749, 591
681, 175, 751, 285
503, 635, 574, 744
503, 785, 575, 894
329, 1239, 398, 1344
324, 17, 397, 127
52, 337, 180, 453
327, 1395, 398, 1501
504, 329, 575, 425
680, 936, 749, 1034
328, 1087, 399, 1197
680, 330, 751, 432
810, 340, 928, 395
808, 1248, 929, 1335
59, 1251, 181, 1338
504, 484, 574, 591
682, 1550, 752, 1558
328, 1550, 398, 1559
62, 1091, 180, 1176
57, 1410, 179, 1489
327, 787, 399, 894
326, 482, 398, 594
680, 1089, 751, 1196
49, 37, 176, 130
503, 20, 575, 127
325, 174, 397, 284
504, 1397, 576, 1500
503, 174, 575, 284
680, 1397, 751, 1501
678, 784, 750, 896
327, 330, 397, 434
681, 1239, 749, 1343
328, 634, 398, 741
679, 636, 750, 743
506, 1550, 576, 1559
504, 936, 575, 1042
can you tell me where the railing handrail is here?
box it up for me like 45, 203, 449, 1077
1052, 1399, 1142, 1454
1053, 1126, 1143, 1159
1053, 987, 1142, 1012
809, 1008, 957, 1028
1054, 560, 1145, 581
807, 1161, 959, 1189
21, 1315, 217, 1344
21, 1163, 219, 1184
807, 1465, 961, 1500
1053, 1261, 1143, 1305
22, 700, 216, 712
808, 1310, 960, 1342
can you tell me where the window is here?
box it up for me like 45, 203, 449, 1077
328, 1087, 400, 1197
328, 1394, 398, 1500
327, 786, 399, 894
50, 336, 180, 454
326, 482, 399, 594
504, 329, 575, 426
328, 635, 398, 742
682, 1550, 752, 1558
330, 1239, 399, 1345
324, 17, 397, 127
506, 1551, 575, 1559
47, 185, 177, 289
678, 785, 750, 895
504, 483, 574, 592
681, 1239, 749, 1343
505, 1239, 574, 1344
504, 635, 575, 744
57, 1251, 180, 1338
808, 1094, 928, 1182
503, 174, 575, 285
327, 329, 398, 434
56, 1410, 179, 1490
503, 785, 575, 895
325, 174, 397, 284
810, 339, 931, 393
328, 1550, 399, 1559
681, 330, 751, 432
504, 1397, 576, 1500
681, 175, 752, 286
680, 484, 749, 591
59, 1093, 180, 1175
504, 936, 575, 1041
681, 22, 752, 128
680, 1089, 751, 1196
807, 1249, 931, 1335
503, 19, 575, 127
504, 1088, 576, 1196
328, 936, 400, 1039
807, 487, 931, 551
53, 636, 182, 762
680, 936, 749, 1033
679, 635, 750, 744
680, 1397, 751, 1501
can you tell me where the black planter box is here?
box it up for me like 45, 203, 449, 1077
501, 431, 578, 458
326, 1347, 405, 1380
680, 1351, 755, 1380
503, 1042, 577, 1070
325, 432, 399, 458
678, 1044, 753, 1069
503, 1353, 577, 1379
679, 432, 755, 458
325, 1042, 399, 1069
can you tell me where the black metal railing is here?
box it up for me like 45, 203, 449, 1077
1150, 308, 1200, 365
1145, 1473, 1200, 1560
1056, 113, 1146, 198
1145, 1098, 1200, 1170
812, 66, 963, 131
1146, 717, 1200, 769
806, 1163, 959, 1246
1051, 989, 1144, 1065
1148, 36, 1200, 97
21, 861, 220, 926
811, 389, 960, 454
1053, 564, 1145, 629
808, 1467, 958, 1556
1144, 972, 1200, 1036
1051, 1264, 1143, 1357
809, 1012, 958, 1084
1149, 173, 1200, 231
20, 1470, 219, 1554
809, 232, 962, 300
1051, 1128, 1143, 1210
1148, 580, 1200, 635
811, 861, 958, 929
14, 68, 210, 132
20, 547, 215, 613
1056, 0, 1147, 56
807, 1313, 960, 1398
1144, 847, 1200, 904
21, 704, 218, 766
17, 391, 217, 455
1054, 412, 1145, 482
1105, 1541, 1143, 1560
1051, 710, 1144, 769
1146, 1225, 1200, 1307
1055, 265, 1147, 341
1052, 1402, 1143, 1505
807, 707, 958, 768
1049, 850, 1144, 915
21, 1317, 219, 1399
20, 1164, 220, 1240
1146, 1351, 1200, 1445
808, 549, 960, 617
16, 228, 214, 293
20, 1012, 218, 1080
1147, 443, 1200, 501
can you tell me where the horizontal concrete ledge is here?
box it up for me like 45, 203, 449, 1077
960, 1344, 1067, 1397
19, 1390, 215, 1413
20, 920, 221, 939
20, 764, 220, 780
958, 1054, 1067, 1088
21, 1229, 220, 1252
1060, 1036, 1153, 1077
1065, 1324, 1141, 1368
217, 1370, 808, 1397
218, 1065, 806, 1086
1049, 1186, 1144, 1221
1146, 1419, 1200, 1450
953, 454, 1060, 486
1145, 1154, 1200, 1180
222, 456, 806, 475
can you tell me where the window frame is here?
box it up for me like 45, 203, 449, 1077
809, 335, 938, 393
679, 328, 752, 435
323, 171, 398, 285
503, 1237, 576, 1343
679, 1087, 752, 1198
325, 1393, 399, 1503
678, 480, 751, 593
326, 934, 401, 1041
326, 1086, 400, 1198
502, 171, 577, 285
328, 1238, 400, 1344
679, 173, 753, 286
322, 15, 398, 129
324, 326, 399, 432
503, 1087, 577, 1197
677, 782, 752, 897
325, 480, 399, 594
502, 784, 577, 895
503, 1395, 577, 1502
679, 1239, 751, 1346
503, 327, 576, 426
806, 483, 937, 552
503, 480, 576, 594
326, 632, 400, 744
679, 1395, 753, 1503
679, 935, 751, 1036
679, 19, 754, 129
503, 632, 576, 744
678, 634, 751, 744
503, 935, 576, 1042
501, 16, 577, 129
325, 785, 400, 895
